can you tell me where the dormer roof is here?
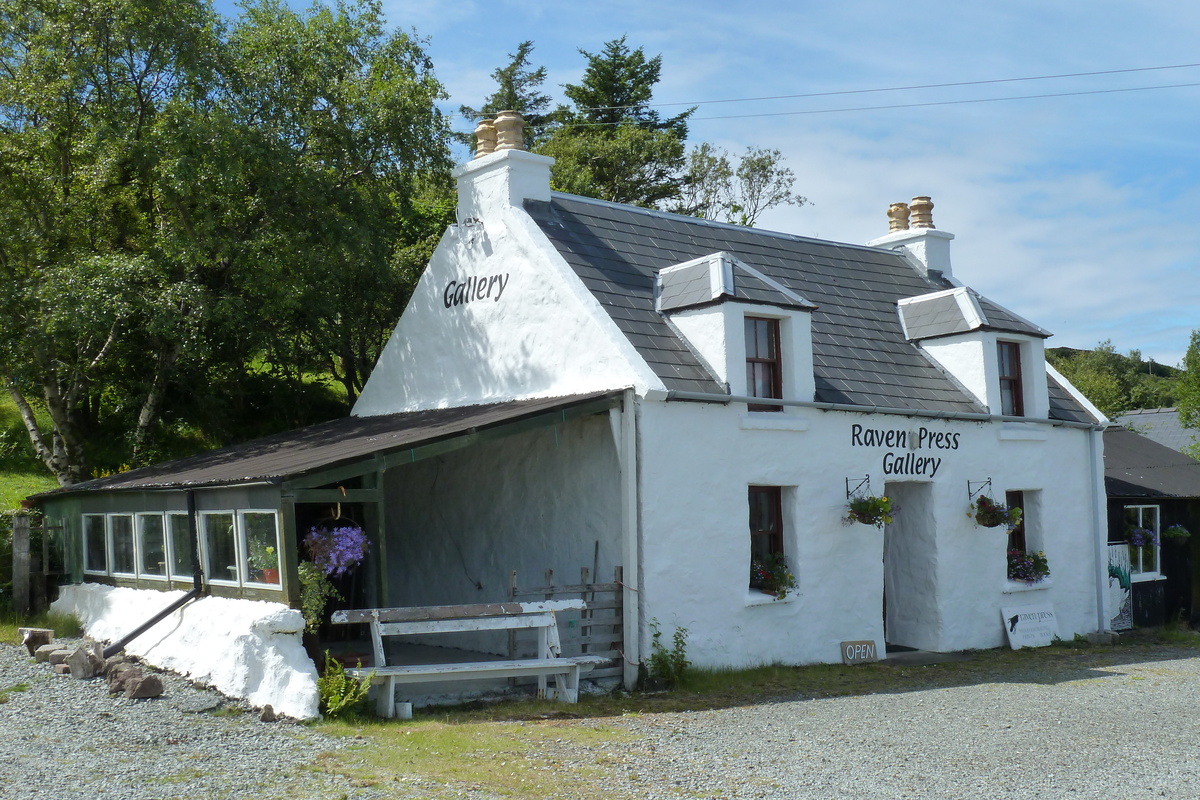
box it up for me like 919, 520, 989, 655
656, 251, 817, 313
898, 287, 1050, 342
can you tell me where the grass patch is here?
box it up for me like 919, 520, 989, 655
0, 608, 82, 646
314, 717, 632, 800
0, 682, 30, 703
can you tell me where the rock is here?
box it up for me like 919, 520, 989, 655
19, 627, 54, 655
125, 673, 164, 699
34, 644, 61, 663
66, 647, 104, 680
53, 663, 71, 676
48, 649, 73, 666
103, 655, 131, 677
1087, 630, 1120, 645
259, 704, 277, 722
108, 665, 143, 694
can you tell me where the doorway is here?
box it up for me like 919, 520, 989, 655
882, 482, 940, 652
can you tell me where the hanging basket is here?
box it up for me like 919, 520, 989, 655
845, 495, 895, 528
969, 496, 1021, 529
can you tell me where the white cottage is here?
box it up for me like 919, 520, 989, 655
37, 113, 1110, 714
352, 116, 1109, 667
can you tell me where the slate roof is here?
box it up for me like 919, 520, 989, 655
1112, 408, 1199, 454
527, 194, 1084, 418
898, 288, 1049, 342
36, 392, 620, 496
1104, 426, 1200, 498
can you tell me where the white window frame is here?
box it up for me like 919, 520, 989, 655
1123, 504, 1161, 581
108, 514, 137, 577
135, 512, 170, 581
239, 509, 282, 587
82, 514, 109, 575
200, 510, 240, 586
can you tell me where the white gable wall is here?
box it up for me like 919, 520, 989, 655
354, 153, 661, 415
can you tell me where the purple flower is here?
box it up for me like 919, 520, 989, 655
1126, 527, 1158, 548
304, 524, 368, 577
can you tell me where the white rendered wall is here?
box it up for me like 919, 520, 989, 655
354, 152, 659, 415
634, 398, 1101, 668
52, 584, 318, 719
922, 333, 1049, 418
380, 414, 621, 654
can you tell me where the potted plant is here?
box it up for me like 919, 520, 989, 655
750, 553, 797, 600
299, 522, 369, 633
846, 495, 894, 528
248, 540, 279, 584
1163, 524, 1191, 543
1125, 526, 1159, 549
1007, 549, 1050, 583
968, 496, 1022, 529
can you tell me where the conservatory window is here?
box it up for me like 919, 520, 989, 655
202, 512, 238, 584
169, 513, 193, 580
137, 514, 168, 578
110, 515, 136, 575
83, 514, 107, 574
242, 511, 281, 585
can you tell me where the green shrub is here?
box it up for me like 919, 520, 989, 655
646, 619, 689, 688
318, 651, 372, 719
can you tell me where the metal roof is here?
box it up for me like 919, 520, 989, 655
36, 391, 621, 497
1112, 408, 1200, 454
1104, 426, 1200, 498
527, 194, 1082, 419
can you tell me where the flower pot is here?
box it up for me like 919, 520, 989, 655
974, 511, 1004, 528
260, 567, 280, 584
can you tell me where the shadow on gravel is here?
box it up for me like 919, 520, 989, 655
422, 629, 1200, 723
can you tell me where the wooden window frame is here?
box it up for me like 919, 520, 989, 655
1006, 491, 1027, 554
745, 316, 783, 412
749, 486, 785, 560
997, 340, 1025, 417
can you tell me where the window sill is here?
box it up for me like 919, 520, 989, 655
1131, 573, 1166, 584
1003, 578, 1053, 593
740, 413, 809, 432
746, 589, 797, 607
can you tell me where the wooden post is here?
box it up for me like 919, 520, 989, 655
12, 514, 30, 617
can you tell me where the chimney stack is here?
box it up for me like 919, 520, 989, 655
867, 196, 954, 279
455, 111, 553, 220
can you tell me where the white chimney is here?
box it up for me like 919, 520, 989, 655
867, 196, 954, 280
454, 111, 554, 221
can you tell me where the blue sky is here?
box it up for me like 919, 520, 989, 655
216, 0, 1200, 366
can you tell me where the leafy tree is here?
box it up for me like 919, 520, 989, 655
1178, 331, 1200, 435
675, 144, 808, 226
459, 40, 551, 146
0, 0, 452, 484
1048, 342, 1177, 419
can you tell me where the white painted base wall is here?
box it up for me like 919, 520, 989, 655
52, 584, 318, 720
636, 399, 1101, 669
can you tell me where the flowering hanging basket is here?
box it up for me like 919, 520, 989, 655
1124, 527, 1159, 549
846, 495, 894, 528
969, 496, 1022, 529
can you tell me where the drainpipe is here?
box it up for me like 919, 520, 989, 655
102, 491, 207, 659
1089, 427, 1110, 633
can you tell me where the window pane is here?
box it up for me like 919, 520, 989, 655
84, 515, 107, 573
169, 514, 193, 578
138, 515, 167, 577
203, 513, 238, 583
111, 515, 135, 574
244, 512, 280, 585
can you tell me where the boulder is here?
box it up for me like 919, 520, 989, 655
34, 644, 61, 663
48, 649, 73, 666
108, 665, 143, 694
19, 627, 54, 655
259, 704, 277, 722
66, 647, 104, 680
53, 663, 71, 676
125, 673, 164, 699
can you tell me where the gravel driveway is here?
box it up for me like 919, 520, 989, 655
3, 639, 1199, 799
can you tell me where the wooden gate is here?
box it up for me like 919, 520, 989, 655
508, 566, 624, 681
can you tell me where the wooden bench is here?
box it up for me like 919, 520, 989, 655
329, 600, 611, 718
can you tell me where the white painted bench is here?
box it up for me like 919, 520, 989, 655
329, 600, 610, 718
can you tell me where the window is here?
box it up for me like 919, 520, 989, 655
748, 486, 795, 597
1006, 491, 1026, 553
1123, 505, 1160, 577
137, 514, 167, 577
242, 511, 281, 585
169, 514, 193, 579
83, 515, 107, 574
110, 515, 136, 575
202, 512, 238, 584
745, 317, 783, 411
997, 341, 1024, 416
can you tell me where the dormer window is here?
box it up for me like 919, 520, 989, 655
998, 341, 1024, 416
745, 317, 782, 411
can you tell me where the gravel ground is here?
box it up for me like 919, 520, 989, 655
0, 639, 370, 800
4, 640, 1200, 799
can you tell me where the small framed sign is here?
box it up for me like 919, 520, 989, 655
1001, 604, 1059, 649
840, 640, 880, 665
